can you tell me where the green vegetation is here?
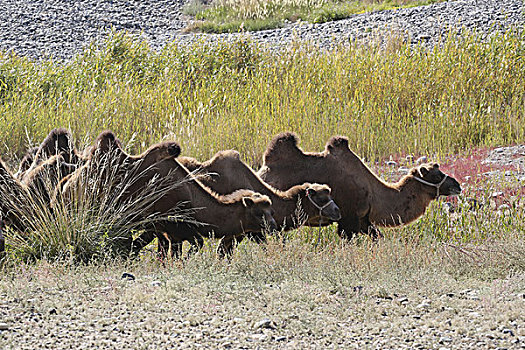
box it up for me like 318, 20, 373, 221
184, 0, 443, 33
1, 31, 524, 165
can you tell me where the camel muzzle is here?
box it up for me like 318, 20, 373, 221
413, 174, 457, 197
307, 196, 341, 221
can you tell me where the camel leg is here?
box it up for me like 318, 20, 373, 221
131, 230, 156, 256
246, 231, 267, 245
187, 236, 204, 256
337, 215, 360, 240
359, 215, 382, 241
217, 235, 244, 258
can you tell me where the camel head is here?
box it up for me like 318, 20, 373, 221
304, 183, 341, 224
240, 192, 277, 232
411, 163, 461, 198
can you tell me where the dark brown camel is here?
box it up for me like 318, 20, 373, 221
59, 130, 182, 206
179, 150, 341, 244
16, 128, 84, 179
258, 132, 462, 239
129, 156, 277, 258
58, 132, 276, 258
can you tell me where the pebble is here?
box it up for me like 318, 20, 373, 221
502, 329, 514, 336
416, 301, 431, 309
397, 297, 408, 304
439, 336, 453, 344
0, 322, 8, 330
254, 318, 276, 330
150, 280, 162, 287
0, 0, 524, 60
250, 334, 268, 341
121, 273, 136, 281
416, 156, 428, 164
497, 204, 511, 211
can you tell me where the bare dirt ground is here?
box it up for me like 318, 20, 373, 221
0, 239, 524, 349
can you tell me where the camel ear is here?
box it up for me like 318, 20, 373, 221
242, 197, 255, 208
418, 166, 429, 178
433, 163, 440, 169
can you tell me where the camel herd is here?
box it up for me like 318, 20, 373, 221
0, 129, 462, 258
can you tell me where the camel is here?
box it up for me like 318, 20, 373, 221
0, 158, 31, 232
16, 128, 84, 179
129, 156, 278, 258
178, 150, 341, 240
59, 130, 182, 206
258, 132, 462, 239
20, 155, 79, 206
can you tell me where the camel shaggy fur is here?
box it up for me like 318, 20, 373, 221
130, 156, 277, 258
16, 128, 84, 179
179, 150, 341, 232
258, 132, 462, 239
59, 130, 182, 206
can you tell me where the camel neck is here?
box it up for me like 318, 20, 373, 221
185, 175, 246, 235
369, 177, 435, 226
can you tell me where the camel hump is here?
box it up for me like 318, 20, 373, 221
210, 150, 241, 166
156, 141, 181, 158
93, 130, 122, 154
217, 150, 241, 160
263, 132, 302, 164
326, 136, 350, 154
39, 128, 74, 157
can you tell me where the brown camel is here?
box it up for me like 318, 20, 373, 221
59, 130, 182, 206
0, 157, 37, 234
130, 156, 277, 258
20, 155, 79, 206
258, 132, 462, 239
179, 150, 341, 234
16, 128, 84, 179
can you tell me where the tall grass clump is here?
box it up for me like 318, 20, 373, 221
184, 0, 442, 33
0, 30, 524, 164
1, 146, 190, 263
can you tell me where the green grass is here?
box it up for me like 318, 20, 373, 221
0, 31, 524, 165
184, 0, 443, 33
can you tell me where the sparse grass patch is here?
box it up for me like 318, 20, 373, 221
184, 0, 443, 33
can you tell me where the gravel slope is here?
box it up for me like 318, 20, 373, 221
0, 0, 523, 60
